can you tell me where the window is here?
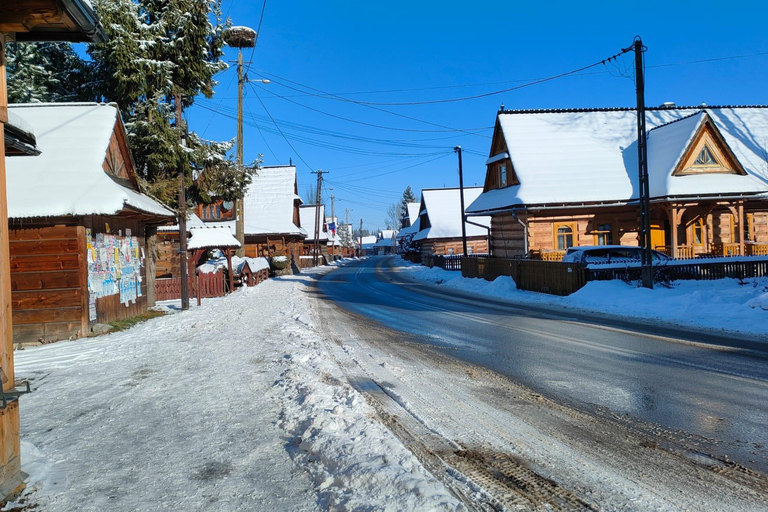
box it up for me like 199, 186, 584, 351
555, 223, 576, 250
692, 218, 704, 246
594, 223, 613, 245
447, 247, 455, 255
499, 164, 507, 187
745, 213, 755, 242
467, 246, 474, 254
694, 145, 717, 166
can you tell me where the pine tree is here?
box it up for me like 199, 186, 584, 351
6, 42, 93, 103
338, 222, 354, 248
401, 185, 417, 220
88, 0, 236, 209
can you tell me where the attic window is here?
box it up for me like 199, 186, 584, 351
694, 146, 717, 166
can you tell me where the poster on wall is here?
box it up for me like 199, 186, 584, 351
86, 229, 145, 312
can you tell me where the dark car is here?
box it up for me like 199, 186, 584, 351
561, 245, 671, 265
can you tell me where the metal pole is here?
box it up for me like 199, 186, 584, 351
235, 49, 245, 257
176, 93, 190, 310
633, 37, 653, 289
454, 146, 468, 256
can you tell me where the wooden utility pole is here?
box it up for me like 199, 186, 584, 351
454, 146, 468, 256
235, 49, 245, 257
359, 219, 363, 256
224, 27, 256, 258
311, 169, 325, 266
329, 191, 335, 256
631, 37, 653, 289
176, 93, 190, 310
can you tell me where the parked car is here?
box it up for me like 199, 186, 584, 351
561, 245, 671, 265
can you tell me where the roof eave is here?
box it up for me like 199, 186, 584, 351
11, 0, 107, 43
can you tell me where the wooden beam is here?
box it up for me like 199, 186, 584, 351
739, 201, 745, 256
226, 250, 233, 293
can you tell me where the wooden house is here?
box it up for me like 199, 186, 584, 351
373, 229, 398, 255
413, 187, 491, 256
7, 103, 174, 345
0, 0, 106, 500
241, 165, 306, 263
466, 106, 768, 260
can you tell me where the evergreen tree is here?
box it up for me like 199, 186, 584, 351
401, 185, 417, 220
337, 222, 354, 248
88, 0, 236, 209
6, 42, 93, 103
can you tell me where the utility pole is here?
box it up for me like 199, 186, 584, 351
175, 93, 189, 311
359, 219, 363, 257
311, 169, 325, 266
329, 190, 335, 256
225, 27, 257, 258
454, 146, 468, 256
630, 36, 653, 289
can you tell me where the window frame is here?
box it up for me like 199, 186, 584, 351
554, 222, 577, 251
593, 222, 614, 246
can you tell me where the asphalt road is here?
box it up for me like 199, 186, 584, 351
316, 256, 768, 473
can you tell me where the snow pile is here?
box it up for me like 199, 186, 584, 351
196, 254, 269, 275
399, 261, 768, 338
273, 312, 461, 511
10, 266, 461, 511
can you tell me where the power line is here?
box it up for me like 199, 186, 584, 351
254, 70, 492, 137
255, 46, 633, 107
248, 82, 315, 171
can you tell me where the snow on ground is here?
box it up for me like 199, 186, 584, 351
8, 263, 462, 512
396, 260, 768, 340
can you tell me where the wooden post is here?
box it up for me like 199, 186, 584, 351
234, 49, 245, 257
145, 225, 158, 306
670, 205, 678, 259
196, 275, 201, 306
739, 201, 745, 256
226, 250, 234, 293
0, 32, 23, 499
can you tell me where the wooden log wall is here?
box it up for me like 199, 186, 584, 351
83, 215, 149, 326
490, 214, 525, 258
9, 225, 86, 344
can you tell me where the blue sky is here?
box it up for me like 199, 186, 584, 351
187, 1, 768, 231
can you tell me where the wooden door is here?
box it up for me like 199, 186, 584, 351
650, 223, 666, 251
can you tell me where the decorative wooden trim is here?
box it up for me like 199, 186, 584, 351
673, 115, 747, 176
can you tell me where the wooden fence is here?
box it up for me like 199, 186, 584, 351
586, 257, 768, 283
461, 257, 585, 296
155, 271, 226, 302
459, 256, 768, 295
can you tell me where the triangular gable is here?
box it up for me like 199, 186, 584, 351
673, 113, 746, 177
103, 113, 140, 189
484, 117, 519, 191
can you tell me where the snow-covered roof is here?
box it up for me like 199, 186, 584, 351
6, 103, 174, 219
299, 204, 328, 242
243, 165, 306, 237
361, 235, 377, 249
414, 187, 491, 241
467, 106, 768, 215
405, 202, 420, 225
188, 226, 241, 250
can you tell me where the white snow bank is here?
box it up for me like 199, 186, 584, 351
399, 260, 768, 339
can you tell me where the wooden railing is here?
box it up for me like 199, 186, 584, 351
529, 250, 566, 261
747, 244, 768, 256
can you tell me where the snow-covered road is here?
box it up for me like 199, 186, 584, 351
7, 260, 768, 510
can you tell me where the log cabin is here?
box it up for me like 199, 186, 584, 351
413, 187, 491, 257
240, 165, 306, 265
7, 103, 174, 345
467, 106, 768, 261
0, 0, 107, 499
